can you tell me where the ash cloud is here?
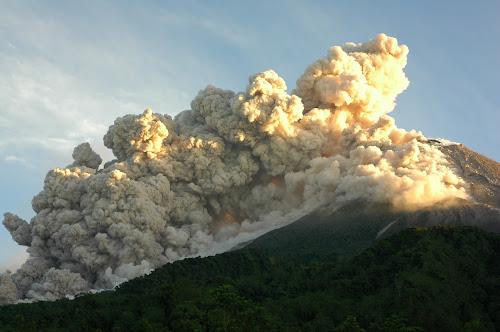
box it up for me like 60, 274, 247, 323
1, 34, 469, 304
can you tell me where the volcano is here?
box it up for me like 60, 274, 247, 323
1, 34, 499, 306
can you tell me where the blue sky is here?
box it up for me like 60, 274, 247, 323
1, 0, 499, 269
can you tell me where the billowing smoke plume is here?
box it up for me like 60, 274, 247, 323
0, 34, 469, 304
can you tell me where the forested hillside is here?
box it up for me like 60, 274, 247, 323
1, 226, 498, 331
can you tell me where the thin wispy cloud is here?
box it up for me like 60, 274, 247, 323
150, 9, 253, 48
4, 156, 33, 168
0, 55, 110, 151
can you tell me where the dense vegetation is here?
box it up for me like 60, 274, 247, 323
0, 226, 499, 331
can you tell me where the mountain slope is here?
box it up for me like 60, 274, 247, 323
244, 144, 500, 260
245, 200, 404, 261
245, 199, 500, 261
440, 144, 500, 208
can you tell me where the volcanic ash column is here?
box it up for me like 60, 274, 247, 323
0, 34, 468, 304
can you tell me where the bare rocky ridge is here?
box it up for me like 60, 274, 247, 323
440, 144, 500, 209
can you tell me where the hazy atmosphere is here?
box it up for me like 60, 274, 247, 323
1, 0, 499, 285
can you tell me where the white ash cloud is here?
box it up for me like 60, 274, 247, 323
0, 34, 469, 305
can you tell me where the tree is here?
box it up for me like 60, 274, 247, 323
334, 315, 365, 332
